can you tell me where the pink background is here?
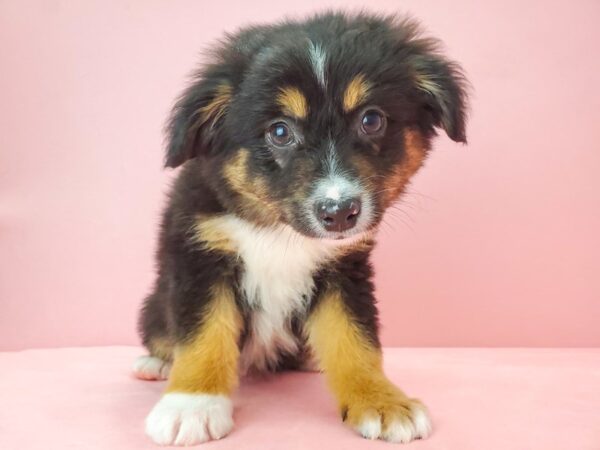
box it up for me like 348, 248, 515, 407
1, 0, 599, 351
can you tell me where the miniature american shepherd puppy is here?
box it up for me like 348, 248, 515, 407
134, 11, 468, 446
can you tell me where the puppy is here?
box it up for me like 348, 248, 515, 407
134, 12, 468, 446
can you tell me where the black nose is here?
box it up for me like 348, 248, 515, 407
315, 198, 362, 232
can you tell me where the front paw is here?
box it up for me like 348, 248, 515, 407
343, 390, 431, 443
145, 393, 233, 445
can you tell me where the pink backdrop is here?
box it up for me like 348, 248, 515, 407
1, 0, 599, 351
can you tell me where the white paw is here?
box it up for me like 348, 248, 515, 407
354, 402, 432, 443
357, 417, 382, 440
145, 393, 234, 445
133, 355, 171, 380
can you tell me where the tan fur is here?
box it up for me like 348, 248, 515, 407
277, 87, 308, 119
192, 215, 237, 254
223, 148, 249, 192
306, 288, 423, 431
196, 83, 232, 129
382, 128, 428, 207
331, 237, 375, 257
223, 149, 269, 203
343, 74, 370, 112
166, 282, 242, 395
223, 149, 280, 225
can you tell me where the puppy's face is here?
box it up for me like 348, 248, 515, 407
165, 14, 467, 242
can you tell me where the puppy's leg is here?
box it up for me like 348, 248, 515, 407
145, 282, 242, 446
135, 285, 173, 380
307, 288, 431, 443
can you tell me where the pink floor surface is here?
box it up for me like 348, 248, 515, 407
0, 347, 598, 449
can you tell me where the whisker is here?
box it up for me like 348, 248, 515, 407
384, 210, 415, 233
388, 205, 416, 223
404, 188, 437, 202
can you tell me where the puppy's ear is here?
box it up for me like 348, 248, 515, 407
164, 67, 234, 168
409, 51, 468, 143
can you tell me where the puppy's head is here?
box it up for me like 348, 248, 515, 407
165, 13, 468, 242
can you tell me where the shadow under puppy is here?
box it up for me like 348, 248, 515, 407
134, 11, 468, 446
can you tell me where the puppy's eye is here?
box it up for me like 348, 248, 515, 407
267, 122, 295, 147
360, 109, 386, 135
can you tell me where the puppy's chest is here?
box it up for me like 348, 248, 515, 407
218, 216, 336, 372
237, 249, 314, 373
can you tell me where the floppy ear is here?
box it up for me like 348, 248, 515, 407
164, 67, 234, 168
409, 51, 469, 144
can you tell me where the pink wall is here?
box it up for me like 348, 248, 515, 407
1, 0, 599, 351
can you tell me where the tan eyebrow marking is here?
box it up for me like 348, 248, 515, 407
277, 87, 308, 119
343, 74, 371, 112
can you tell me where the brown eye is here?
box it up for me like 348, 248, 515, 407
267, 122, 295, 147
361, 109, 386, 135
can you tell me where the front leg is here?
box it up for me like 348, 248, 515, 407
307, 287, 431, 443
145, 282, 242, 446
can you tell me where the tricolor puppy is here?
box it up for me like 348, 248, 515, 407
135, 12, 468, 446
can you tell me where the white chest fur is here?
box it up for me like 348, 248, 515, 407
214, 215, 339, 372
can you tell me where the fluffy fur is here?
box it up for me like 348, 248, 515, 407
136, 11, 468, 446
